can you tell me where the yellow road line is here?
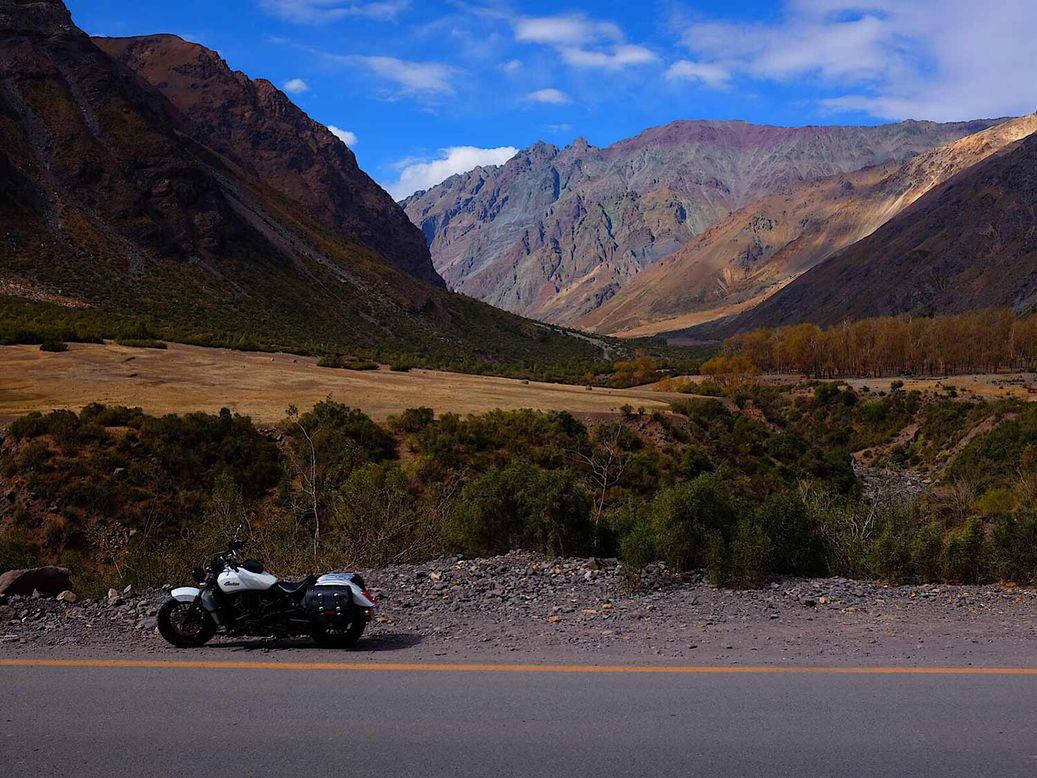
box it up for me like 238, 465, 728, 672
2, 658, 1037, 675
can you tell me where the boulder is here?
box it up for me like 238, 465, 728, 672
0, 567, 72, 598
56, 590, 78, 603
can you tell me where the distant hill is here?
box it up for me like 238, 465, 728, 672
583, 115, 1037, 336
0, 0, 602, 370
709, 131, 1037, 336
403, 118, 1002, 326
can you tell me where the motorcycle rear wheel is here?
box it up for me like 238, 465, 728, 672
157, 598, 217, 647
312, 618, 365, 649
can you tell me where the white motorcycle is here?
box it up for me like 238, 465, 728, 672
157, 538, 375, 648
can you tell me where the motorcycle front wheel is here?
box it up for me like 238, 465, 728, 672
312, 618, 365, 649
157, 598, 217, 647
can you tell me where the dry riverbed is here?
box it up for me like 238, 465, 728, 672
3, 552, 1035, 667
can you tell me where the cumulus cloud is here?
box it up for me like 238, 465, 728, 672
666, 60, 730, 88
259, 0, 409, 23
679, 0, 1037, 120
282, 77, 310, 94
526, 88, 570, 105
327, 125, 357, 145
513, 13, 656, 71
340, 55, 457, 96
387, 146, 518, 199
501, 59, 523, 73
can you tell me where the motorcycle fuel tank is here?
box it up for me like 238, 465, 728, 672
218, 566, 278, 593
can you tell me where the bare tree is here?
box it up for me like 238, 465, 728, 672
285, 404, 321, 564
570, 422, 626, 534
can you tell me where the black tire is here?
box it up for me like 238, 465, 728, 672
157, 598, 217, 648
312, 617, 366, 649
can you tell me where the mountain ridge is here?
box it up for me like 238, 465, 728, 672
704, 131, 1037, 335
94, 33, 443, 287
404, 117, 1004, 326
582, 114, 1037, 335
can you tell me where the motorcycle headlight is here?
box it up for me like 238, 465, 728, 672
191, 567, 206, 584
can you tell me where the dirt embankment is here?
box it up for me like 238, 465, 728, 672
4, 552, 1035, 667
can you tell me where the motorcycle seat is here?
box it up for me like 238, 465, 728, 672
276, 575, 316, 596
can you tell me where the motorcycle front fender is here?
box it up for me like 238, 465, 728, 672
170, 587, 220, 619
170, 586, 201, 603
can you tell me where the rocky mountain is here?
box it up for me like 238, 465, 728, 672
403, 118, 1002, 325
711, 131, 1037, 335
583, 115, 1037, 336
0, 0, 599, 367
94, 34, 442, 287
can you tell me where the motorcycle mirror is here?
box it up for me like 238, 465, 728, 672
229, 539, 246, 551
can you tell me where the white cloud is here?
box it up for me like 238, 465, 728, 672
343, 55, 457, 96
282, 77, 310, 94
680, 0, 1037, 121
526, 88, 570, 105
387, 146, 518, 199
561, 44, 657, 70
501, 59, 523, 73
512, 13, 656, 71
260, 0, 409, 23
327, 125, 357, 145
514, 14, 622, 47
666, 60, 730, 88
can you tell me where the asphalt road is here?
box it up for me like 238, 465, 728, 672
3, 659, 1036, 776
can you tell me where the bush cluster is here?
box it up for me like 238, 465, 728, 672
4, 392, 1037, 593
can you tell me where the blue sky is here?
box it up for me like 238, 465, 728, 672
69, 0, 1037, 199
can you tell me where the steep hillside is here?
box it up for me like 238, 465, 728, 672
403, 119, 1001, 325
713, 132, 1037, 334
0, 0, 601, 370
94, 34, 442, 287
584, 115, 1037, 336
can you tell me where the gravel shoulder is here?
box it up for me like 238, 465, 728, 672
3, 552, 1035, 667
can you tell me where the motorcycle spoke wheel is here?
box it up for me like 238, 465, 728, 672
157, 599, 216, 647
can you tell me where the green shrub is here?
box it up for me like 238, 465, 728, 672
388, 407, 435, 434
990, 512, 1037, 583
728, 519, 774, 588
39, 340, 68, 352
451, 463, 593, 557
755, 492, 827, 577
974, 487, 1020, 518
325, 462, 438, 567
115, 338, 167, 349
679, 446, 714, 479
671, 397, 728, 422
940, 518, 988, 583
0, 533, 38, 572
649, 474, 743, 572
317, 355, 379, 370
79, 403, 146, 428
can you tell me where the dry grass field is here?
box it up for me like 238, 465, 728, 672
0, 342, 684, 424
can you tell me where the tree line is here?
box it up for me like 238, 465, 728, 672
726, 309, 1037, 378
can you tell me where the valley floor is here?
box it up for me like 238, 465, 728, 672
0, 342, 680, 424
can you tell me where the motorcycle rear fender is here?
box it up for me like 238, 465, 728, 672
316, 572, 376, 609
347, 581, 375, 609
